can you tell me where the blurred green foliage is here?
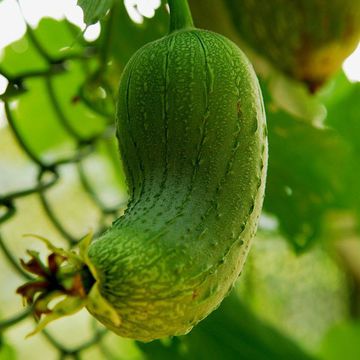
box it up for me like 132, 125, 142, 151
78, 0, 114, 25
0, 334, 16, 360
319, 321, 360, 360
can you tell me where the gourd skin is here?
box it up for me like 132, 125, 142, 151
87, 29, 267, 341
224, 0, 360, 88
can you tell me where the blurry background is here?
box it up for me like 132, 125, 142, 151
1, 0, 360, 359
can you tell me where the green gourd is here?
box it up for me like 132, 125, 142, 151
17, 0, 267, 342
223, 0, 360, 90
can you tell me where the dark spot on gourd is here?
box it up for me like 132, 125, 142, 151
248, 202, 255, 215
237, 100, 242, 114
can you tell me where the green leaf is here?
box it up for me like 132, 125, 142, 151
0, 19, 84, 80
47, 60, 108, 138
1, 17, 109, 159
78, 0, 114, 25
324, 79, 360, 214
138, 294, 315, 360
262, 80, 351, 251
32, 18, 84, 60
0, 34, 49, 78
10, 76, 76, 158
319, 322, 360, 360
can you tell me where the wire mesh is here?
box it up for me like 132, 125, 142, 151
0, 7, 126, 359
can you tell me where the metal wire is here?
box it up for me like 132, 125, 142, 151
0, 7, 124, 359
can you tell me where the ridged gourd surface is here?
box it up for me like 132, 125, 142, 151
225, 0, 360, 87
87, 29, 267, 342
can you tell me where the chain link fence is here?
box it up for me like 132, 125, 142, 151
0, 10, 130, 359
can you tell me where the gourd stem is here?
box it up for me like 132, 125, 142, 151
168, 0, 194, 32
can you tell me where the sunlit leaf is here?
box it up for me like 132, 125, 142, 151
9, 76, 76, 158
48, 60, 108, 138
32, 18, 84, 60
78, 0, 114, 25
0, 34, 49, 78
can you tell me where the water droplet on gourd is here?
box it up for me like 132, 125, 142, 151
208, 238, 217, 248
